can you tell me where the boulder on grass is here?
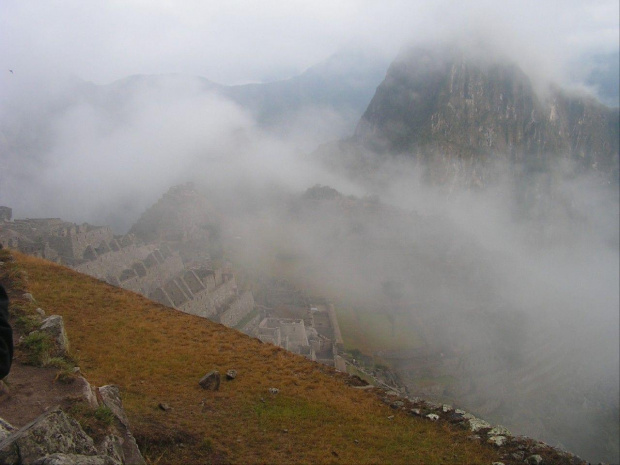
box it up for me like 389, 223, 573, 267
199, 371, 220, 391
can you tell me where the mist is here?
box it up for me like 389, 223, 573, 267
1, 1, 619, 462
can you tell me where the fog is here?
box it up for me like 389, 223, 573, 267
1, 1, 619, 462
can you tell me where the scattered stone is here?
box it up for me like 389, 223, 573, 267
492, 462, 506, 465
282, 429, 288, 433
409, 409, 422, 416
464, 414, 491, 432
390, 401, 404, 409
158, 403, 171, 411
526, 455, 543, 464
23, 293, 36, 302
441, 404, 452, 412
387, 415, 394, 420
35, 308, 46, 317
488, 425, 511, 436
268, 388, 279, 395
39, 315, 70, 357
487, 435, 507, 447
354, 440, 359, 444
199, 371, 221, 391
511, 451, 525, 460
386, 391, 400, 397
426, 413, 439, 421
455, 409, 466, 415
225, 369, 237, 380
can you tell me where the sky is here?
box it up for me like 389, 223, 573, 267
1, 0, 618, 85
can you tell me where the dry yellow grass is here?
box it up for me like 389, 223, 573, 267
15, 252, 500, 464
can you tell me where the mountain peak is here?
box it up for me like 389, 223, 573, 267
352, 43, 619, 185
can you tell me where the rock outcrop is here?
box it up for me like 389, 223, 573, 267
0, 408, 98, 465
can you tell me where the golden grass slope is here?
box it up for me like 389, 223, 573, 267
15, 252, 500, 464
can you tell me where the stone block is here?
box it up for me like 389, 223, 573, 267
39, 315, 70, 357
199, 371, 220, 391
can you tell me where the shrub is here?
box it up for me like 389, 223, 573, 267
21, 331, 53, 366
94, 406, 116, 425
46, 356, 78, 383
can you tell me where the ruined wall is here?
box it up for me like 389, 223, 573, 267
327, 303, 344, 351
219, 291, 255, 327
47, 226, 114, 261
119, 254, 185, 295
74, 244, 156, 278
179, 276, 238, 319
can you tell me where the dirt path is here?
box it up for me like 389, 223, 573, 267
0, 362, 90, 428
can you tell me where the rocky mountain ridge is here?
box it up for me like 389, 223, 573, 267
323, 44, 619, 191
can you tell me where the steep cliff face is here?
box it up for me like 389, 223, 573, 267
353, 45, 619, 187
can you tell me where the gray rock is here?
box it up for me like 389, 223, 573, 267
199, 371, 221, 391
36, 307, 46, 317
32, 453, 118, 465
527, 455, 544, 464
39, 315, 70, 357
97, 386, 145, 465
0, 407, 97, 465
0, 417, 15, 442
426, 413, 439, 421
390, 401, 404, 409
226, 369, 237, 380
118, 430, 143, 465
97, 435, 124, 465
158, 403, 171, 411
78, 376, 99, 409
441, 404, 453, 412
268, 387, 279, 395
98, 386, 127, 427
488, 425, 511, 436
463, 413, 491, 432
23, 293, 36, 302
487, 435, 507, 447
409, 409, 422, 416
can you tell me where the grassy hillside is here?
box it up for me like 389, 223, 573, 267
11, 252, 501, 464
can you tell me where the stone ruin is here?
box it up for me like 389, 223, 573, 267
0, 202, 346, 371
0, 206, 257, 332
252, 279, 346, 371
